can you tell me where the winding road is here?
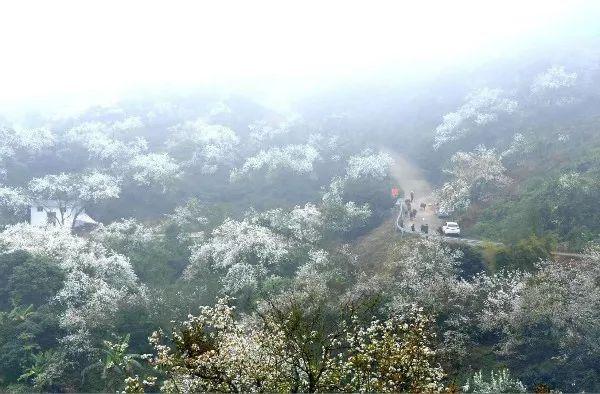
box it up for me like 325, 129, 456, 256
383, 148, 502, 247
384, 150, 593, 258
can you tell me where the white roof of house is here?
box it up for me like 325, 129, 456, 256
74, 212, 97, 227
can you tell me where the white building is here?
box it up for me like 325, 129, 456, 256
29, 200, 98, 229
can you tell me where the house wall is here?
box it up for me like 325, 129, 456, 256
29, 206, 77, 228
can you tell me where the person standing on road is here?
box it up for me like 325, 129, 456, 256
411, 223, 415, 232
410, 190, 414, 202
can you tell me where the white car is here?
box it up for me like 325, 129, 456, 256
442, 221, 460, 236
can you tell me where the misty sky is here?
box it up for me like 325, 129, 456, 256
1, 0, 599, 108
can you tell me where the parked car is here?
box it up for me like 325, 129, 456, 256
442, 221, 460, 236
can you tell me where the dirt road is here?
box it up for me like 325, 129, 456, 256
382, 148, 443, 233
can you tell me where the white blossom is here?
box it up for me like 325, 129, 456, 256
0, 127, 55, 161
0, 223, 144, 337
185, 218, 292, 289
531, 65, 577, 94
13, 127, 55, 153
557, 132, 570, 142
78, 171, 121, 202
434, 88, 518, 149
501, 133, 532, 158
345, 150, 393, 180
0, 185, 30, 213
463, 369, 526, 393
29, 171, 120, 205
231, 144, 320, 180
167, 119, 239, 173
112, 116, 144, 132
65, 121, 147, 162
26, 172, 121, 226
437, 146, 510, 212
127, 152, 181, 188
221, 263, 258, 293
89, 218, 157, 249
294, 249, 331, 296
253, 203, 324, 243
321, 177, 372, 233
557, 171, 584, 191
248, 119, 293, 143
531, 66, 578, 107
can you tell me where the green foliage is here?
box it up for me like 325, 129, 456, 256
0, 251, 66, 390
0, 251, 31, 310
18, 350, 64, 392
0, 305, 49, 386
471, 153, 600, 251
480, 234, 555, 271
82, 334, 143, 392
8, 256, 65, 307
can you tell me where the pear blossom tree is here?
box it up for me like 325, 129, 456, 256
293, 249, 337, 296
0, 126, 55, 160
185, 203, 331, 295
436, 146, 510, 212
501, 132, 533, 161
112, 116, 144, 133
344, 238, 488, 362
27, 171, 121, 228
230, 144, 320, 180
65, 121, 148, 164
247, 118, 298, 144
253, 203, 324, 244
126, 152, 181, 190
163, 198, 210, 245
184, 217, 293, 294
89, 218, 157, 250
0, 185, 30, 215
167, 119, 239, 174
132, 296, 445, 393
321, 177, 372, 235
456, 250, 600, 391
345, 150, 393, 180
0, 127, 56, 181
531, 65, 577, 106
433, 88, 518, 149
0, 223, 144, 342
479, 254, 600, 380
463, 369, 526, 393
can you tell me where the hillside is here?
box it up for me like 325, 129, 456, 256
2, 22, 600, 393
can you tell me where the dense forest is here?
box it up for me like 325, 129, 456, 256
1, 10, 600, 393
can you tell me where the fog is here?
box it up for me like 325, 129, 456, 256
1, 0, 598, 116
4, 2, 600, 392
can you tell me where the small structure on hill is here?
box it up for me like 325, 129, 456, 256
29, 200, 98, 230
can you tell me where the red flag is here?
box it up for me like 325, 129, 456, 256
391, 187, 399, 198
